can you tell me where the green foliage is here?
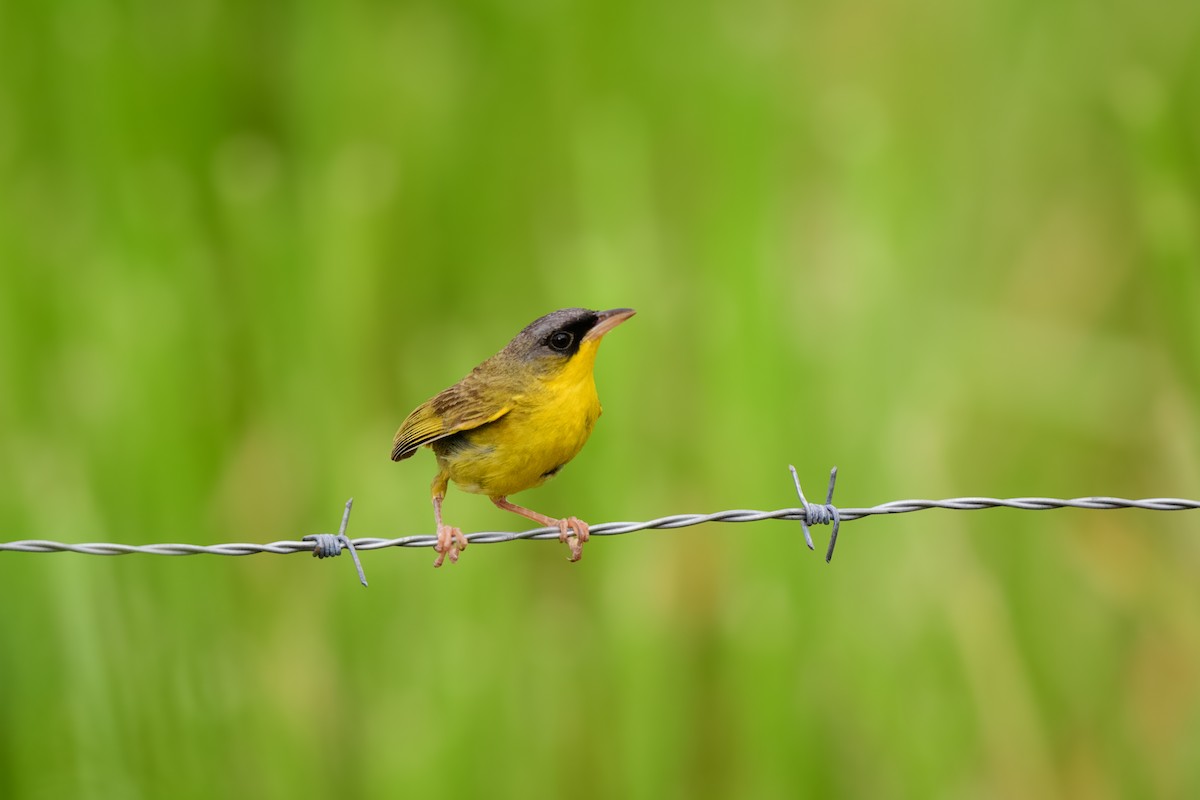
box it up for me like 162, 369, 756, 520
1, 1, 1199, 797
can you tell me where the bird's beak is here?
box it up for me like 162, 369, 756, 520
583, 308, 636, 342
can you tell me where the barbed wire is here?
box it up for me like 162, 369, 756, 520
1, 467, 1197, 587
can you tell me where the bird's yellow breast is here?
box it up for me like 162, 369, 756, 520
432, 340, 604, 498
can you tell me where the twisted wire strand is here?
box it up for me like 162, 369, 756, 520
2, 496, 1196, 556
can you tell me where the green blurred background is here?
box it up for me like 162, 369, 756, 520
2, 1, 1199, 797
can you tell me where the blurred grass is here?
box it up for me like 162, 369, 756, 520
1, 0, 1199, 798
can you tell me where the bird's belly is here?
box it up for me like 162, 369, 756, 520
433, 385, 600, 498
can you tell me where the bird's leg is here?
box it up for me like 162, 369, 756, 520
491, 497, 590, 562
431, 472, 468, 568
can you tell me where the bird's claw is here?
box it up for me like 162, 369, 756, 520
434, 524, 468, 568
556, 516, 590, 562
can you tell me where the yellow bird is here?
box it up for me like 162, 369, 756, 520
391, 307, 635, 567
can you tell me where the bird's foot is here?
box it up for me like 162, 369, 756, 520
557, 516, 590, 562
434, 524, 468, 568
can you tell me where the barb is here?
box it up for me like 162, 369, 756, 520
2, 469, 1197, 585
303, 498, 368, 588
790, 465, 842, 562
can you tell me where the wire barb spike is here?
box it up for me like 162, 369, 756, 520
303, 498, 368, 588
789, 466, 842, 562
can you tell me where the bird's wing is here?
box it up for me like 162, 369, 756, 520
391, 373, 514, 461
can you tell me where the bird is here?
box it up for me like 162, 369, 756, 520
391, 307, 635, 567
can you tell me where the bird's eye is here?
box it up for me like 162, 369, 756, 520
548, 331, 574, 351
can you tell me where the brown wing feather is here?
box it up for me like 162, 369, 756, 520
390, 370, 514, 461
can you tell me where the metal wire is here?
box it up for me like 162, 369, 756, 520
2, 467, 1197, 582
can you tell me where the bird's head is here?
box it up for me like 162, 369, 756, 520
502, 307, 636, 379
